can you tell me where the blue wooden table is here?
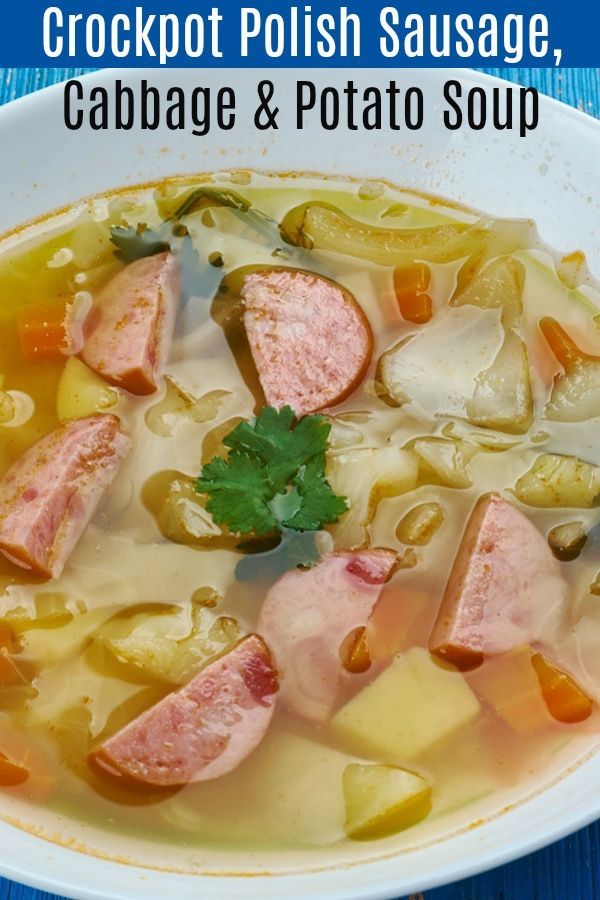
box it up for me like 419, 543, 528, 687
0, 66, 599, 900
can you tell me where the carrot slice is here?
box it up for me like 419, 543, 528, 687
531, 652, 593, 724
17, 304, 67, 360
0, 650, 25, 687
539, 317, 591, 371
393, 263, 432, 324
0, 753, 29, 787
0, 623, 16, 652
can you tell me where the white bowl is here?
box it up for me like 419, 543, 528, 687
1, 68, 599, 900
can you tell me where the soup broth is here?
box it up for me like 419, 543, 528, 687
0, 172, 599, 866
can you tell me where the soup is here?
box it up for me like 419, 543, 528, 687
0, 172, 599, 862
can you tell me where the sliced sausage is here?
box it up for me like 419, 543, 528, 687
0, 414, 130, 579
258, 550, 397, 722
90, 634, 278, 786
81, 252, 180, 395
429, 493, 567, 670
241, 268, 373, 416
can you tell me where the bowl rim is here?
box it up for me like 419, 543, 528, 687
0, 64, 599, 900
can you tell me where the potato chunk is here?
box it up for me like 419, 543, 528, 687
540, 317, 600, 422
56, 357, 119, 421
451, 256, 525, 326
326, 447, 418, 548
144, 376, 229, 437
331, 647, 480, 760
513, 453, 600, 508
103, 605, 243, 685
379, 307, 503, 418
343, 763, 432, 840
141, 469, 224, 545
409, 436, 478, 489
466, 330, 533, 434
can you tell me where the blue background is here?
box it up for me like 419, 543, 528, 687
0, 66, 599, 900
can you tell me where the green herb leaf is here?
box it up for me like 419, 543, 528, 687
224, 406, 330, 493
196, 453, 276, 536
195, 406, 348, 536
283, 458, 349, 531
109, 224, 170, 263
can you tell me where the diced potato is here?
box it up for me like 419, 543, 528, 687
326, 447, 419, 548
395, 502, 445, 545
408, 436, 477, 489
343, 763, 432, 840
103, 605, 242, 685
56, 357, 119, 421
141, 469, 224, 545
326, 416, 365, 450
379, 307, 503, 417
331, 647, 480, 760
547, 521, 587, 561
540, 318, 600, 422
145, 376, 229, 437
451, 256, 525, 327
281, 201, 487, 267
513, 453, 600, 508
466, 330, 533, 434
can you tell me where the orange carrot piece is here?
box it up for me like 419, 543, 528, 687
0, 650, 25, 687
531, 652, 593, 724
17, 304, 67, 360
0, 623, 16, 652
0, 734, 56, 798
539, 317, 593, 371
0, 753, 29, 787
394, 263, 432, 324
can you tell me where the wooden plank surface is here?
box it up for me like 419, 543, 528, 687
0, 66, 598, 900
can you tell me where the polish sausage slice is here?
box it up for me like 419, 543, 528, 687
81, 252, 180, 395
429, 493, 567, 670
90, 635, 278, 786
241, 268, 373, 416
0, 414, 130, 580
258, 550, 397, 722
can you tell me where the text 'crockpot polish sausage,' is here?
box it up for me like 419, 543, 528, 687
241, 268, 373, 416
258, 549, 397, 722
0, 414, 130, 580
90, 635, 278, 787
81, 252, 180, 395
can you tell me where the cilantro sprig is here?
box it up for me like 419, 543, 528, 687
195, 406, 348, 536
